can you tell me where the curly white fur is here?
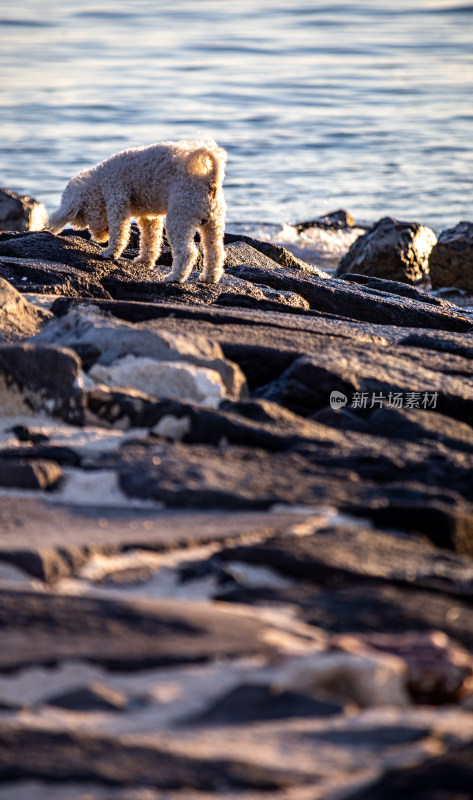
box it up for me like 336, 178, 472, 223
47, 139, 227, 284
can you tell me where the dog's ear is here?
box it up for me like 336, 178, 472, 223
47, 197, 81, 234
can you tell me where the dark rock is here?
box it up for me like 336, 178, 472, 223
303, 584, 473, 652
296, 209, 360, 231
0, 231, 114, 297
0, 445, 80, 467
182, 683, 344, 725
0, 232, 311, 312
9, 424, 49, 444
87, 386, 158, 428
0, 459, 62, 490
44, 682, 127, 712
113, 437, 473, 542
0, 230, 112, 272
6, 231, 470, 331
340, 273, 443, 305
0, 277, 51, 342
255, 348, 473, 423
226, 251, 470, 331
0, 343, 85, 424
0, 498, 313, 583
0, 254, 112, 298
116, 441, 310, 510
0, 724, 301, 790
0, 188, 47, 232
336, 217, 436, 285
429, 220, 473, 291
307, 725, 430, 750
90, 393, 331, 449
223, 233, 329, 274
352, 501, 473, 554
0, 546, 92, 585
367, 407, 473, 454
60, 299, 471, 401
216, 525, 473, 598
0, 589, 274, 671
345, 740, 473, 800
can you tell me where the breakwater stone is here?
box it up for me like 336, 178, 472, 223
0, 224, 473, 800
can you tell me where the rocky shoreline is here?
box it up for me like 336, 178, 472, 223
1, 209, 473, 799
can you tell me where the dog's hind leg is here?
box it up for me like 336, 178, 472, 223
101, 198, 131, 260
164, 214, 200, 283
134, 215, 164, 268
199, 217, 225, 283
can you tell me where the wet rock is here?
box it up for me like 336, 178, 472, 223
0, 344, 85, 423
183, 683, 344, 725
336, 217, 437, 285
429, 220, 473, 291
43, 682, 128, 712
0, 189, 47, 232
34, 307, 247, 400
296, 209, 360, 232
0, 458, 62, 490
0, 277, 51, 342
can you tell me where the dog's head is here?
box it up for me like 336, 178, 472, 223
48, 175, 107, 238
47, 179, 85, 234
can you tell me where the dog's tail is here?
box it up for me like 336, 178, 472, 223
181, 142, 227, 186
47, 189, 81, 234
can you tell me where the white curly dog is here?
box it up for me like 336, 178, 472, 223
47, 139, 227, 283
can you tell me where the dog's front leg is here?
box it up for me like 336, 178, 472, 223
101, 199, 131, 261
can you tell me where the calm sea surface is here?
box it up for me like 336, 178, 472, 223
1, 0, 472, 243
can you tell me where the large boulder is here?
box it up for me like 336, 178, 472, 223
336, 217, 437, 285
34, 306, 247, 402
429, 221, 473, 291
0, 188, 47, 232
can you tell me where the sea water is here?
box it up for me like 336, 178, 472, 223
1, 0, 472, 264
